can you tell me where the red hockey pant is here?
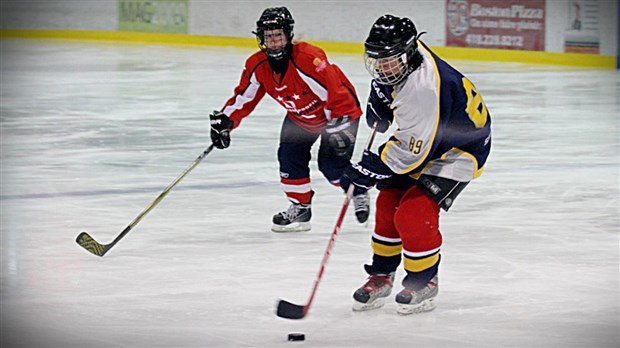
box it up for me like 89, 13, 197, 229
373, 187, 442, 277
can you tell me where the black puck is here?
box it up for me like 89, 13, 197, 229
288, 333, 305, 341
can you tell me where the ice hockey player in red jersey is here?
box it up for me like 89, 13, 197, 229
209, 7, 365, 232
341, 15, 492, 314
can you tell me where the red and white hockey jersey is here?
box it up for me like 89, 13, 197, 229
221, 42, 362, 133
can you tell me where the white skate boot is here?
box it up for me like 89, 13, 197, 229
395, 274, 438, 315
271, 202, 312, 232
352, 191, 370, 223
352, 272, 395, 311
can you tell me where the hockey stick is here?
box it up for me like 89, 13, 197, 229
76, 144, 215, 257
276, 124, 378, 320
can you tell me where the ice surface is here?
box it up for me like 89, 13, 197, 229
1, 39, 618, 347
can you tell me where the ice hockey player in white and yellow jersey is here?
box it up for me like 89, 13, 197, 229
340, 14, 492, 315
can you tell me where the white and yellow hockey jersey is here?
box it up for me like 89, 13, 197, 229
372, 41, 492, 183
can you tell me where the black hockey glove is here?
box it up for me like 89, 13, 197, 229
366, 80, 394, 133
209, 110, 233, 149
326, 116, 356, 157
340, 150, 393, 194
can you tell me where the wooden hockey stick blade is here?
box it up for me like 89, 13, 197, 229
76, 232, 108, 257
276, 299, 306, 320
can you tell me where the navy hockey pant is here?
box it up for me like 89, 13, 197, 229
277, 117, 359, 204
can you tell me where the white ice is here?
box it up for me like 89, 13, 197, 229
1, 39, 618, 348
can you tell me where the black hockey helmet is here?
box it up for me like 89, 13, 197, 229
364, 15, 424, 85
253, 7, 295, 60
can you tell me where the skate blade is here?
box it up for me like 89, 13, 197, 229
271, 222, 311, 233
352, 297, 386, 312
396, 298, 436, 315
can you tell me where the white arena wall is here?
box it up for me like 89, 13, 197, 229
0, 0, 618, 67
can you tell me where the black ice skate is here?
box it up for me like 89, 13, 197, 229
271, 202, 312, 232
352, 191, 370, 223
395, 274, 438, 315
352, 272, 395, 311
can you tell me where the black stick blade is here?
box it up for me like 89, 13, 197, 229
276, 299, 306, 320
76, 232, 107, 257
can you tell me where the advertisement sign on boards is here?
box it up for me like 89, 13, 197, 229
446, 0, 545, 51
118, 0, 188, 34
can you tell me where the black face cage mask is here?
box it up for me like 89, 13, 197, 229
364, 32, 425, 85
254, 24, 294, 60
